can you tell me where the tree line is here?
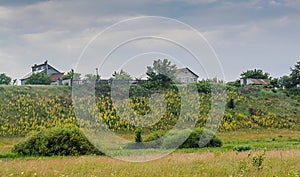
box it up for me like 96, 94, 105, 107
0, 60, 300, 89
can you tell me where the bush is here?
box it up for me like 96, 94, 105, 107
233, 145, 252, 152
180, 128, 222, 148
135, 128, 143, 143
143, 128, 222, 149
12, 127, 104, 156
227, 98, 235, 109
162, 129, 192, 149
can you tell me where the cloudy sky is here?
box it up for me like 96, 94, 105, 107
0, 0, 299, 82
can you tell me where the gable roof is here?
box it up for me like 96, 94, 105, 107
32, 60, 61, 73
176, 67, 199, 78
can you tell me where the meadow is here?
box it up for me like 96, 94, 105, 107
0, 129, 299, 176
0, 85, 299, 176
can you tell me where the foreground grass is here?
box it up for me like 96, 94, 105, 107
0, 150, 299, 177
0, 129, 299, 176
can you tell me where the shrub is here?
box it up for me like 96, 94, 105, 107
143, 128, 222, 149
12, 127, 104, 156
233, 145, 252, 152
135, 128, 143, 143
162, 129, 192, 149
142, 130, 167, 149
180, 128, 222, 148
252, 149, 266, 170
227, 98, 235, 109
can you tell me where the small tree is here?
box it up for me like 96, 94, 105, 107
146, 59, 177, 82
25, 72, 50, 85
145, 59, 178, 90
290, 61, 300, 88
62, 69, 81, 80
0, 73, 11, 85
279, 75, 293, 89
135, 128, 142, 143
241, 69, 270, 79
62, 69, 74, 80
110, 70, 132, 81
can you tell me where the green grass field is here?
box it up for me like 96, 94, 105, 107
0, 129, 299, 176
0, 85, 299, 176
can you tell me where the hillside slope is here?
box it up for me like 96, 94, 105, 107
0, 85, 299, 136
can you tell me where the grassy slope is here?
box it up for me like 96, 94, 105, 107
235, 86, 300, 124
0, 85, 71, 120
0, 85, 299, 127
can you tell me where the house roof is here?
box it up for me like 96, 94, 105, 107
49, 73, 64, 82
176, 67, 199, 78
32, 60, 61, 73
244, 78, 271, 85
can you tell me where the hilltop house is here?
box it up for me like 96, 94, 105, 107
240, 78, 271, 86
176, 67, 199, 83
20, 60, 64, 85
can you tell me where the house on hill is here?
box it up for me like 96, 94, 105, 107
240, 78, 271, 86
176, 67, 199, 83
20, 60, 64, 85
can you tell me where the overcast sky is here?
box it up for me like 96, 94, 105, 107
0, 0, 299, 82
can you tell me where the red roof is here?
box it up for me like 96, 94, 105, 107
49, 73, 64, 82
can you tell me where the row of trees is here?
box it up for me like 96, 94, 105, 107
63, 59, 176, 84
1, 60, 299, 88
238, 61, 300, 89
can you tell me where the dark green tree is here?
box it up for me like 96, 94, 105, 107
270, 78, 280, 88
279, 75, 293, 89
290, 61, 300, 87
25, 72, 50, 85
0, 73, 11, 85
146, 59, 177, 83
241, 69, 270, 79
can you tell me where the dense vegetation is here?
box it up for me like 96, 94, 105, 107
0, 84, 299, 137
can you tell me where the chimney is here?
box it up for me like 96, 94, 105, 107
32, 64, 37, 72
